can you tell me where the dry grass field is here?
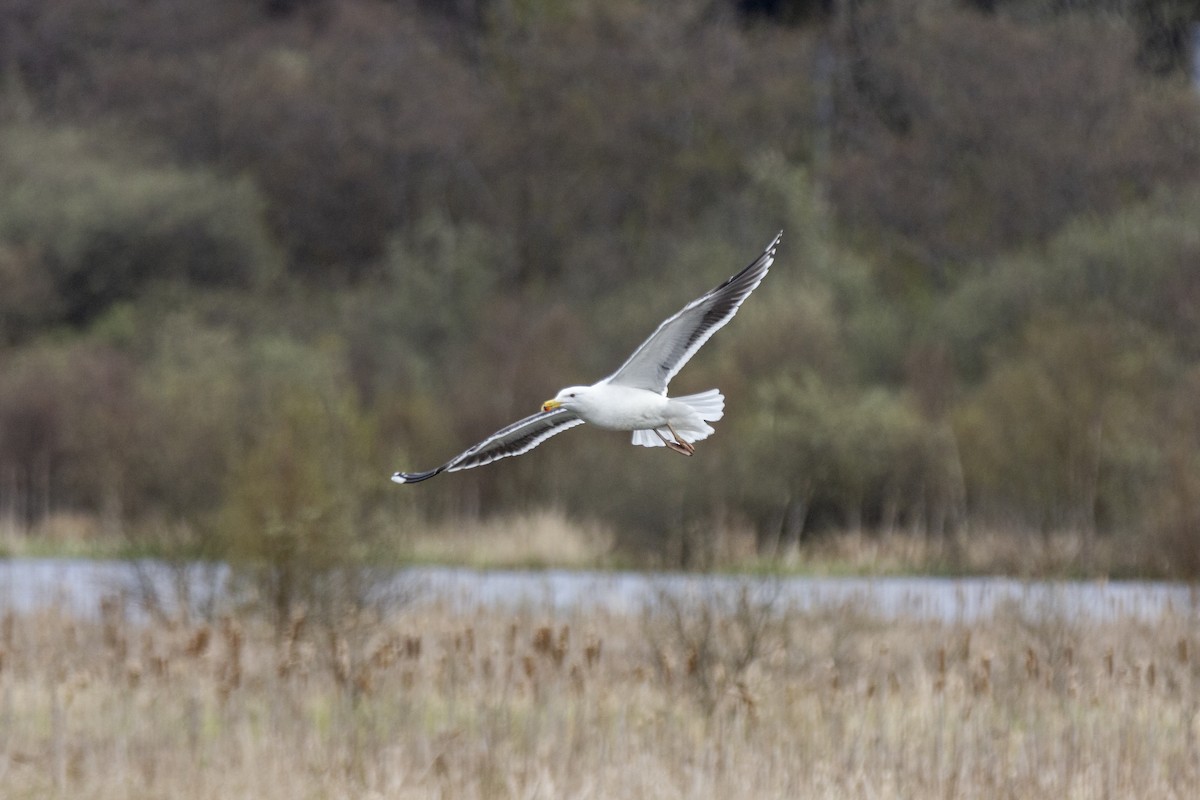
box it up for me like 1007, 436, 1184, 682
2, 586, 1198, 799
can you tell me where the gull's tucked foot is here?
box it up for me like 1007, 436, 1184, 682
664, 424, 696, 456
653, 428, 693, 456
669, 440, 694, 456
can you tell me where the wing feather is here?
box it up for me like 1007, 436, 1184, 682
391, 408, 583, 484
604, 232, 780, 393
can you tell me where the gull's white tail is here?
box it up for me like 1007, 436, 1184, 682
631, 389, 725, 447
675, 388, 725, 421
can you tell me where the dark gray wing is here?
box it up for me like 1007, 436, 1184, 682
603, 232, 780, 393
391, 408, 583, 484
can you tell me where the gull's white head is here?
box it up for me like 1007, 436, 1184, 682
542, 385, 591, 413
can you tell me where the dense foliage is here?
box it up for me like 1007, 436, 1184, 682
2, 0, 1199, 574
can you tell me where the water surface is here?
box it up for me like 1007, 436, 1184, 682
1, 557, 1196, 623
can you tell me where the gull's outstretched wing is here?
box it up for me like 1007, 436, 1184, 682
603, 232, 780, 393
391, 408, 584, 484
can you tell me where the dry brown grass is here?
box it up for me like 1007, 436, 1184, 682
770, 528, 1152, 578
2, 590, 1198, 799
403, 510, 615, 569
0, 510, 1177, 579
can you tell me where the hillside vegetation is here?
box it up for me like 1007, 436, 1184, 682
2, 0, 1199, 576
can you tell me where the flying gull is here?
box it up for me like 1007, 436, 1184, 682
391, 232, 781, 484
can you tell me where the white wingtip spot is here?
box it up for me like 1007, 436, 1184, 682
390, 472, 407, 484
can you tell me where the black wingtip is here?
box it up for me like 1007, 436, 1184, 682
391, 468, 442, 484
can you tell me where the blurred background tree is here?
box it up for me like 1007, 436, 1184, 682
1, 0, 1199, 576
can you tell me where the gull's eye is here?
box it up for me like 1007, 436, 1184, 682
568, 392, 576, 398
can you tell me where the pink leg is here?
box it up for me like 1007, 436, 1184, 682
660, 423, 695, 456
653, 428, 693, 456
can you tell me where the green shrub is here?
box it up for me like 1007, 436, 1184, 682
940, 188, 1200, 376
954, 313, 1169, 536
214, 337, 387, 627
0, 124, 281, 330
734, 373, 952, 540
